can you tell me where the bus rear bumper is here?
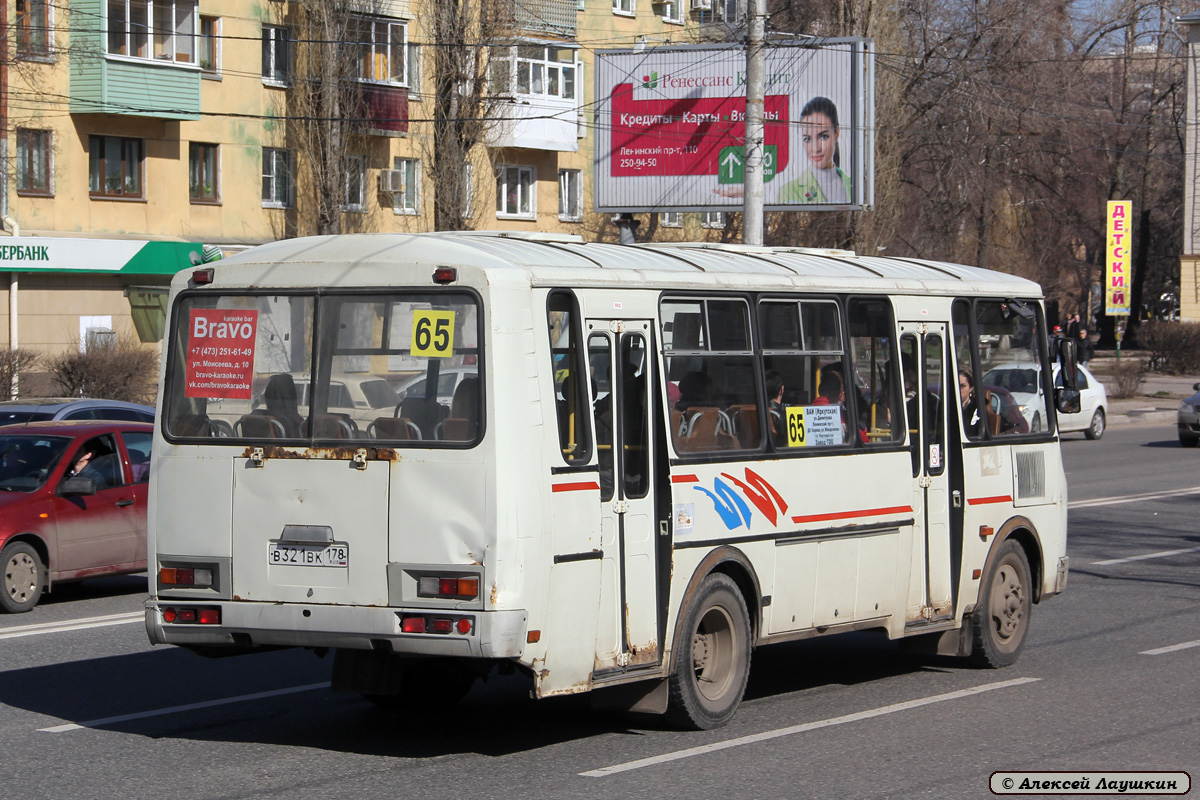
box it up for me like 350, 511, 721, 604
144, 600, 528, 659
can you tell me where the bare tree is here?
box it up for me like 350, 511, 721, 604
423, 1, 507, 231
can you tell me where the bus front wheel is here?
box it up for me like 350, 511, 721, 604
665, 573, 751, 730
969, 539, 1032, 668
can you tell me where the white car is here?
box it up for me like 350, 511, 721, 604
392, 366, 478, 407
983, 363, 1107, 439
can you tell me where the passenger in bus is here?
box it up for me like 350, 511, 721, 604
813, 371, 843, 406
765, 370, 786, 444
442, 377, 480, 440
675, 371, 714, 413
263, 373, 304, 437
960, 368, 981, 436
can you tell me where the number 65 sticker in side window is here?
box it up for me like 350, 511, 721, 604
411, 310, 456, 358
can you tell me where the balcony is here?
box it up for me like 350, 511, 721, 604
70, 57, 201, 120
490, 0, 577, 40
68, 0, 200, 120
359, 84, 410, 135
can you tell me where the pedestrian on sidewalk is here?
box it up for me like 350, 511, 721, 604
1077, 327, 1094, 366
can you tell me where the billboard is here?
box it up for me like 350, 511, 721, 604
1105, 201, 1131, 317
594, 39, 874, 213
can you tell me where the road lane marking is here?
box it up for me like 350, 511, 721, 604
1141, 639, 1200, 656
1070, 486, 1200, 509
579, 677, 1041, 778
0, 611, 142, 640
39, 683, 330, 733
1092, 546, 1200, 566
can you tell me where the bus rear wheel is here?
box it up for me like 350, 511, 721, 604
666, 573, 751, 730
969, 539, 1032, 668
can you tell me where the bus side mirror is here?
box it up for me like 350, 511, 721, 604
1057, 337, 1078, 390
1055, 387, 1081, 415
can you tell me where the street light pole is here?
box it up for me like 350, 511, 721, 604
743, 0, 766, 246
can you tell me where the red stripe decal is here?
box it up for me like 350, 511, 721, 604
552, 481, 600, 493
790, 505, 913, 524
672, 474, 699, 484
968, 495, 1013, 506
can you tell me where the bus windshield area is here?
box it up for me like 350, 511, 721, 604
164, 292, 482, 445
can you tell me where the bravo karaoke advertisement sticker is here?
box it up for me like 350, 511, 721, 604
185, 309, 259, 399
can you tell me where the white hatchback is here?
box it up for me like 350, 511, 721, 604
983, 363, 1108, 439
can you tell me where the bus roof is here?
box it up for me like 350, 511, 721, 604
189, 232, 1043, 298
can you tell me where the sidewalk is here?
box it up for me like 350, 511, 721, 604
1086, 353, 1196, 425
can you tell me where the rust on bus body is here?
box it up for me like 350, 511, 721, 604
239, 446, 399, 461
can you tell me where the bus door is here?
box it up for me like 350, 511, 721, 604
587, 321, 660, 669
899, 323, 956, 625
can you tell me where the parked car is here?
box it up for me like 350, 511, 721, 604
392, 366, 478, 407
0, 421, 153, 612
1178, 382, 1200, 447
983, 363, 1107, 439
0, 398, 154, 426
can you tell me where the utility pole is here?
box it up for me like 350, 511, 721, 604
742, 0, 767, 245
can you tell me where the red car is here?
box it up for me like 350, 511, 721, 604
0, 421, 152, 613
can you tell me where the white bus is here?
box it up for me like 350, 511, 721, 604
146, 232, 1077, 729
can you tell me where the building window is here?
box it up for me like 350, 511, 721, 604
199, 15, 219, 74
496, 165, 535, 219
613, 0, 635, 15
16, 129, 52, 196
355, 17, 406, 85
558, 169, 581, 221
344, 155, 366, 211
701, 211, 726, 229
17, 0, 51, 58
462, 163, 475, 219
490, 46, 577, 100
262, 148, 291, 207
189, 143, 219, 202
89, 136, 143, 198
407, 41, 422, 98
393, 158, 419, 214
107, 0, 196, 63
660, 211, 682, 228
262, 25, 290, 84
661, 0, 683, 22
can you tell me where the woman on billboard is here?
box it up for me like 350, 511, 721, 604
778, 97, 851, 204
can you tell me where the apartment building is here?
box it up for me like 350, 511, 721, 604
1, 0, 740, 366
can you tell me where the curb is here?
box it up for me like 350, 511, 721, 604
1108, 409, 1176, 425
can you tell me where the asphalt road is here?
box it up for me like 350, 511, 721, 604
2, 423, 1197, 799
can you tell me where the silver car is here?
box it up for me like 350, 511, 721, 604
0, 398, 155, 426
1178, 383, 1200, 447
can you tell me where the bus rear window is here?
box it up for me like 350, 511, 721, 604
164, 292, 482, 446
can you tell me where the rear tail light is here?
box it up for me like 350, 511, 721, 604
159, 566, 214, 588
417, 574, 479, 599
161, 606, 221, 625
399, 614, 473, 636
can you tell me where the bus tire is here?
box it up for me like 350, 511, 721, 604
1, 541, 45, 613
665, 573, 751, 730
969, 539, 1032, 668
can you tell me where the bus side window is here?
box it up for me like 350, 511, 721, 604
847, 298, 903, 445
547, 291, 592, 464
663, 298, 755, 455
